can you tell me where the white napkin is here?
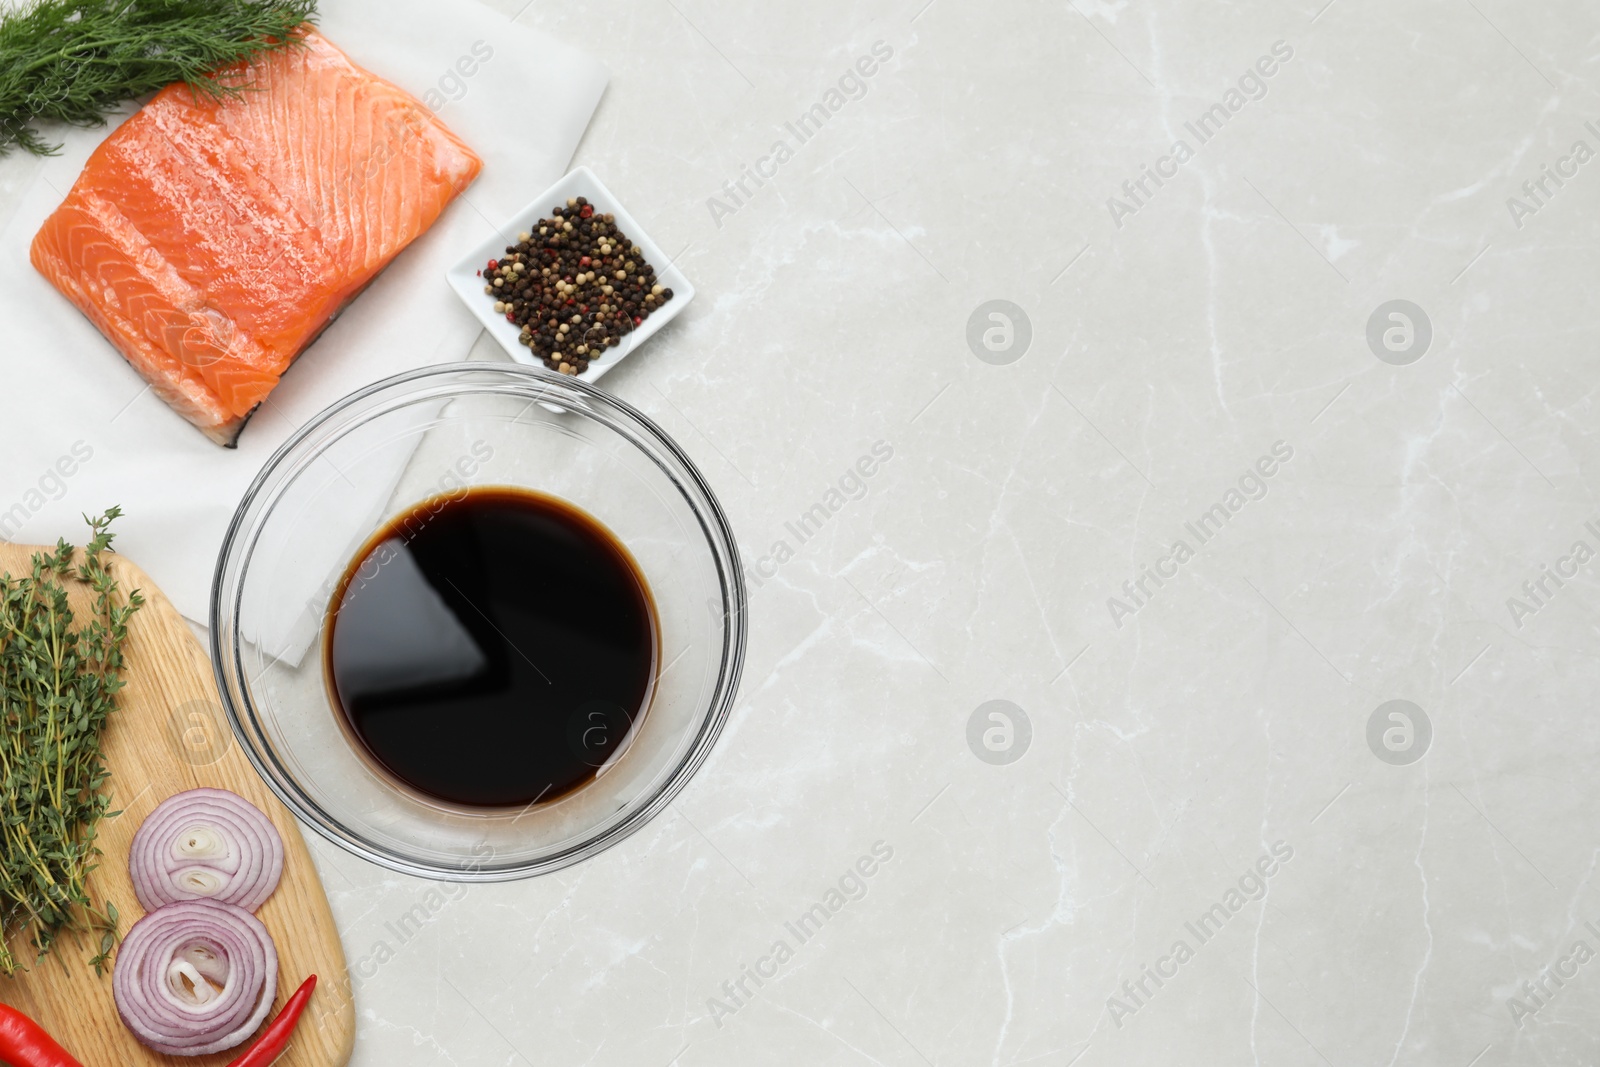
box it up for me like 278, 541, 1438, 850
0, 0, 607, 622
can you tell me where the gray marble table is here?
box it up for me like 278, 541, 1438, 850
6, 0, 1599, 1063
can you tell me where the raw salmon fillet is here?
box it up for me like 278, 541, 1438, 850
30, 29, 483, 446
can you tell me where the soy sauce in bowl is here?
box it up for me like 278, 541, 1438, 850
324, 487, 657, 809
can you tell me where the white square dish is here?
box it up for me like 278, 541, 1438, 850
446, 166, 693, 382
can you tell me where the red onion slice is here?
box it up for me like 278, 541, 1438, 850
113, 900, 278, 1056
129, 788, 284, 912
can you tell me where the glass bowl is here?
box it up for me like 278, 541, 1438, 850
210, 364, 747, 881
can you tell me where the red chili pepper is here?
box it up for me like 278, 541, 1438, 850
0, 1004, 85, 1067
0, 975, 317, 1067
226, 974, 317, 1067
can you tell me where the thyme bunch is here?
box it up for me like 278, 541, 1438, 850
0, 510, 142, 976
0, 0, 318, 157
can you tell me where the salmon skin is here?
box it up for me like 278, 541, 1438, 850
30, 29, 483, 447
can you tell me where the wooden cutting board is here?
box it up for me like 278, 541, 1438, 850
0, 544, 355, 1067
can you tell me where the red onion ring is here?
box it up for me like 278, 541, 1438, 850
113, 900, 278, 1056
129, 788, 284, 912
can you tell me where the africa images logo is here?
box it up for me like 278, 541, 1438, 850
1105, 41, 1295, 229
1105, 441, 1294, 628
1504, 515, 1600, 630
0, 440, 95, 541
1106, 841, 1293, 1029
704, 841, 894, 1027
705, 41, 896, 229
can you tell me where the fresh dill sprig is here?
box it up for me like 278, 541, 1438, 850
0, 509, 143, 977
0, 0, 318, 157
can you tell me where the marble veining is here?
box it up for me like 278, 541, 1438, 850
6, 0, 1600, 1063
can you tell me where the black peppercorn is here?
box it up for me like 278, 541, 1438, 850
482, 201, 673, 371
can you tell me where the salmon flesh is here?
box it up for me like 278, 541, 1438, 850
30, 30, 484, 446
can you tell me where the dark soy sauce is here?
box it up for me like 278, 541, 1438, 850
324, 487, 656, 808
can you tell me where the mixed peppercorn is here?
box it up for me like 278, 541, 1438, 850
479, 196, 674, 375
